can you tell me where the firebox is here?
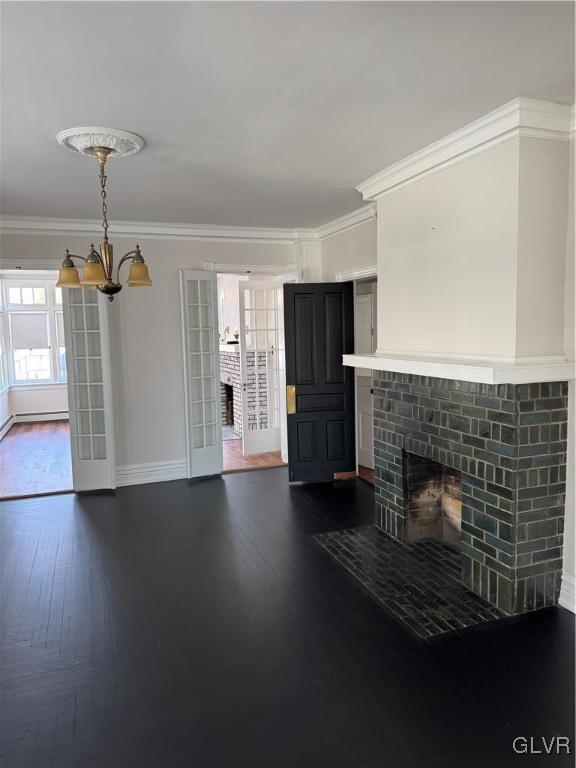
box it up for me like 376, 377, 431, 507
403, 452, 461, 549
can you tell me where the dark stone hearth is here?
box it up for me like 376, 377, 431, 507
315, 527, 504, 638
373, 372, 568, 615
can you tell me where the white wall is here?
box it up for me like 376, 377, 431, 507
321, 218, 377, 281
217, 274, 242, 340
9, 384, 68, 416
375, 136, 569, 361
376, 139, 520, 358
516, 137, 569, 357
562, 134, 575, 608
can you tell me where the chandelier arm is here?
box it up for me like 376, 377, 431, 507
66, 253, 88, 263
115, 250, 139, 282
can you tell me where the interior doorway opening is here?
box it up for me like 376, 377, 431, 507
217, 272, 287, 473
352, 274, 377, 486
0, 270, 73, 499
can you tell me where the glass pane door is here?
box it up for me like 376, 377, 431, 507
239, 282, 282, 455
62, 287, 115, 490
180, 271, 222, 477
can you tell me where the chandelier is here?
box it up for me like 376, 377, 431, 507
55, 127, 152, 300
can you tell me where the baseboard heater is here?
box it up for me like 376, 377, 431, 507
0, 414, 14, 439
14, 411, 69, 423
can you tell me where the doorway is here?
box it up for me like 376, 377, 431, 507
217, 273, 287, 473
354, 277, 377, 485
0, 271, 73, 498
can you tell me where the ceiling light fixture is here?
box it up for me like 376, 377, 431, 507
55, 127, 152, 300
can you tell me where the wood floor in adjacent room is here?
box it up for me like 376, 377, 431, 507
1, 469, 574, 768
222, 436, 286, 472
0, 421, 72, 499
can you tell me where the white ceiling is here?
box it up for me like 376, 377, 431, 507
1, 1, 573, 229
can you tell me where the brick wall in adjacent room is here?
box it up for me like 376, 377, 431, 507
220, 350, 242, 437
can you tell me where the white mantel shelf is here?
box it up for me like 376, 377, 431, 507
343, 353, 575, 385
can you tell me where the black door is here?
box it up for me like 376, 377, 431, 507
284, 282, 355, 482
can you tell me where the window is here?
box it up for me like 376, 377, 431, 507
56, 311, 67, 380
1, 276, 67, 385
7, 286, 46, 306
10, 313, 51, 382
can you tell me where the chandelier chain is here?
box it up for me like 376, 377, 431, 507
99, 162, 109, 242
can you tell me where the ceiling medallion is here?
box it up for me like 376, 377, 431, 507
55, 127, 152, 300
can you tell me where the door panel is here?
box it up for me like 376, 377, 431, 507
284, 283, 355, 482
354, 294, 375, 354
294, 294, 315, 384
62, 287, 115, 491
180, 270, 222, 478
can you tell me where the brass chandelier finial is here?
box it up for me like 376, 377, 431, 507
55, 127, 151, 300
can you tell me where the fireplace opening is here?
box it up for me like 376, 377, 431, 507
223, 383, 234, 425
403, 451, 462, 549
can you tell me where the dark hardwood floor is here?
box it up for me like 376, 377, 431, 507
1, 468, 574, 768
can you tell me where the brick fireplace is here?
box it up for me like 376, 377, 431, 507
373, 371, 568, 615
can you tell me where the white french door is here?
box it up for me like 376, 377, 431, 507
62, 287, 115, 491
180, 270, 222, 478
239, 282, 282, 455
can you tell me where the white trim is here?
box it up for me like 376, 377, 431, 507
375, 351, 568, 365
0, 259, 63, 271
14, 411, 68, 423
316, 204, 376, 240
335, 265, 377, 282
116, 459, 187, 488
357, 98, 574, 200
342, 352, 576, 385
204, 262, 297, 275
0, 208, 377, 246
559, 572, 576, 614
8, 382, 68, 392
0, 216, 315, 244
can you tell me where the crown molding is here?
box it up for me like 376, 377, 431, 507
0, 206, 377, 244
357, 97, 575, 200
335, 265, 377, 282
0, 215, 317, 244
315, 204, 376, 240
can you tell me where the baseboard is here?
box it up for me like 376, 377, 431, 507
14, 411, 69, 423
559, 572, 576, 614
116, 460, 188, 487
0, 414, 14, 440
